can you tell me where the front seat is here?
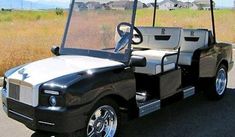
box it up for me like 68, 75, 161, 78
132, 27, 182, 75
133, 50, 178, 75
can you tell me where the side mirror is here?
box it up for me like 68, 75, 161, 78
130, 56, 146, 67
51, 46, 60, 56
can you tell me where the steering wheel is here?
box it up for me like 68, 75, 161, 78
117, 22, 143, 45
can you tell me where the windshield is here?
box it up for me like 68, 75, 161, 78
62, 0, 136, 62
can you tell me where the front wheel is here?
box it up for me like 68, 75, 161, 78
71, 99, 120, 137
205, 64, 228, 100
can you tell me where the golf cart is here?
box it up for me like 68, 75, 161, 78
2, 0, 234, 136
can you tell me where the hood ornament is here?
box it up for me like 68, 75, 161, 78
18, 68, 29, 80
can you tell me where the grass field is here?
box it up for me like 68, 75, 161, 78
0, 9, 234, 75
0, 11, 66, 75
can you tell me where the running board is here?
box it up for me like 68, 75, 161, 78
138, 99, 160, 117
183, 86, 195, 99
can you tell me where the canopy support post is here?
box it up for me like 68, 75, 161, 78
152, 0, 157, 27
210, 0, 216, 43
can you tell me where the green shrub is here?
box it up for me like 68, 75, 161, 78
55, 8, 64, 16
36, 15, 41, 20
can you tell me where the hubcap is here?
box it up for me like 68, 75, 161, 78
87, 105, 117, 137
216, 68, 227, 95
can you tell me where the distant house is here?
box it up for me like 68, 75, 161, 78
136, 1, 145, 9
147, 3, 159, 9
176, 1, 188, 8
184, 2, 194, 8
108, 1, 144, 10
159, 0, 178, 10
108, 1, 126, 10
190, 2, 200, 10
143, 3, 148, 8
158, 0, 196, 10
193, 0, 211, 10
101, 3, 111, 10
157, 0, 212, 10
74, 2, 88, 11
147, 3, 155, 8
86, 1, 102, 10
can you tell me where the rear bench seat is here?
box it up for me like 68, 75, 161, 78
132, 28, 210, 75
132, 27, 183, 75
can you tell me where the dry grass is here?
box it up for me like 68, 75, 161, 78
0, 9, 234, 76
0, 11, 67, 75
136, 9, 235, 43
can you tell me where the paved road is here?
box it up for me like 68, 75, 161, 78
0, 52, 234, 137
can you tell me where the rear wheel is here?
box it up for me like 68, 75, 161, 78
206, 64, 228, 100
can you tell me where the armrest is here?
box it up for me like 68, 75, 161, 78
161, 48, 181, 73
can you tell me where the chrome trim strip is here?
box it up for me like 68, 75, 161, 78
44, 90, 59, 95
38, 121, 55, 126
138, 99, 161, 117
9, 110, 33, 121
183, 86, 195, 99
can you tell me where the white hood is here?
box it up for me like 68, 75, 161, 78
8, 55, 124, 86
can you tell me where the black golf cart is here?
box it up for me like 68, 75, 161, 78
2, 0, 233, 136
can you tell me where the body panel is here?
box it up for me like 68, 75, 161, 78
159, 69, 182, 99
7, 98, 88, 133
199, 42, 233, 78
41, 67, 136, 107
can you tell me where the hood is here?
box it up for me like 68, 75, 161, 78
8, 55, 124, 86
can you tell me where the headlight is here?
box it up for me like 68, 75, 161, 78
40, 90, 65, 107
49, 96, 57, 106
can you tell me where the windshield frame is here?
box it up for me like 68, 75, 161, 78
60, 0, 138, 64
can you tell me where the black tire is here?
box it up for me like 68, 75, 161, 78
205, 64, 228, 100
69, 98, 121, 137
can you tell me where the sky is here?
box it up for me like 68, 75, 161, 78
0, 0, 234, 9
25, 0, 70, 4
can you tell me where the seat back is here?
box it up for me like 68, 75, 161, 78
181, 29, 209, 52
135, 27, 183, 50
178, 29, 209, 65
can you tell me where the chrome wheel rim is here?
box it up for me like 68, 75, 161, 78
87, 105, 117, 137
216, 68, 227, 95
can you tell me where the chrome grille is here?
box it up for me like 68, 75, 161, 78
9, 83, 20, 100
7, 79, 35, 106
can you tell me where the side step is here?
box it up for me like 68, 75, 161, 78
183, 86, 195, 99
138, 99, 160, 117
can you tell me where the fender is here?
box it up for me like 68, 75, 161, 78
199, 43, 232, 78
40, 66, 136, 108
